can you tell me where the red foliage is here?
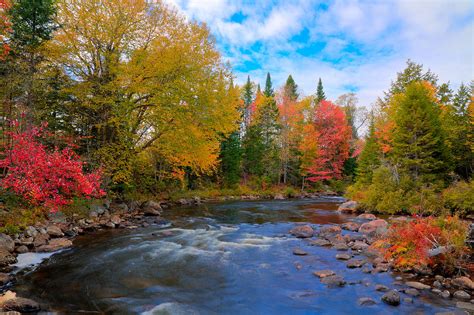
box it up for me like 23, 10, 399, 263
306, 100, 351, 182
0, 0, 11, 59
0, 122, 105, 212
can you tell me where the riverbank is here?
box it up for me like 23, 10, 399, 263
0, 196, 473, 313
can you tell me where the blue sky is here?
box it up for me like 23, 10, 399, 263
167, 0, 473, 107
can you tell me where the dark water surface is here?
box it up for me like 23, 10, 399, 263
13, 198, 460, 314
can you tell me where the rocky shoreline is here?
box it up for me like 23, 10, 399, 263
0, 196, 472, 313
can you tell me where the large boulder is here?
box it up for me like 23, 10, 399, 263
289, 225, 314, 238
142, 201, 162, 216
33, 234, 49, 248
358, 219, 388, 236
0, 249, 16, 267
36, 238, 72, 253
46, 225, 64, 238
337, 201, 358, 213
0, 234, 14, 253
381, 290, 400, 306
452, 276, 474, 291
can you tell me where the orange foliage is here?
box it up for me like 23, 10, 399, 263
0, 0, 11, 59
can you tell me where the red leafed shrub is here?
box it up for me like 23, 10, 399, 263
373, 216, 469, 273
0, 122, 105, 212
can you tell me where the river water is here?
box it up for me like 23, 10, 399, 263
12, 198, 461, 314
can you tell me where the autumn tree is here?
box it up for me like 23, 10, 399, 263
0, 0, 11, 59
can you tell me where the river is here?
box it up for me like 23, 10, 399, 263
12, 198, 460, 314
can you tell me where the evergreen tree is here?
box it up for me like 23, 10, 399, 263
241, 76, 254, 130
284, 75, 298, 101
220, 131, 242, 187
356, 117, 381, 184
315, 78, 326, 104
391, 82, 448, 183
264, 72, 274, 97
437, 82, 453, 104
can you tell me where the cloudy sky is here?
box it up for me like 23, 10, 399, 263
166, 0, 473, 107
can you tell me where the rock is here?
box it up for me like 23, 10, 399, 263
289, 225, 314, 238
274, 193, 285, 200
178, 198, 189, 205
336, 253, 352, 260
333, 243, 349, 251
313, 270, 335, 278
14, 245, 28, 254
293, 248, 308, 256
381, 290, 400, 306
320, 225, 342, 235
90, 204, 106, 215
456, 301, 474, 312
406, 281, 431, 290
104, 222, 115, 229
1, 297, 40, 313
33, 234, 49, 247
320, 275, 346, 287
346, 259, 366, 268
372, 263, 391, 273
452, 276, 474, 291
351, 240, 369, 251
338, 200, 358, 213
358, 297, 376, 306
0, 273, 10, 285
24, 226, 38, 238
341, 222, 360, 231
112, 203, 128, 213
453, 290, 471, 301
142, 201, 162, 216
440, 290, 451, 299
358, 219, 388, 236
404, 288, 420, 297
36, 238, 72, 252
358, 213, 377, 220
375, 284, 389, 292
0, 249, 16, 267
433, 280, 443, 289
403, 297, 413, 303
0, 234, 14, 253
362, 266, 373, 273
308, 239, 331, 246
110, 215, 121, 225
46, 225, 64, 238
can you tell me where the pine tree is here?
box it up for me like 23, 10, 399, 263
356, 117, 381, 184
284, 75, 298, 101
241, 76, 254, 130
391, 82, 448, 183
315, 78, 326, 104
220, 131, 242, 187
264, 72, 274, 97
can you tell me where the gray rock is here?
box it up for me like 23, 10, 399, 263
358, 297, 376, 306
308, 239, 330, 246
453, 290, 471, 301
381, 290, 400, 306
351, 240, 369, 251
404, 288, 420, 296
456, 301, 474, 312
406, 281, 431, 290
336, 253, 351, 260
346, 259, 366, 268
46, 225, 64, 238
110, 215, 121, 225
338, 200, 358, 213
334, 243, 349, 251
0, 234, 14, 253
359, 219, 388, 236
313, 270, 335, 278
358, 213, 377, 220
433, 280, 443, 289
375, 284, 389, 292
33, 234, 49, 247
440, 290, 451, 299
24, 226, 38, 238
320, 275, 346, 287
293, 248, 308, 256
320, 225, 342, 235
15, 245, 28, 254
403, 297, 413, 303
289, 225, 314, 238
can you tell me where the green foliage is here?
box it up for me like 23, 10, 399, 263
315, 78, 326, 104
356, 119, 380, 184
284, 75, 298, 101
220, 131, 242, 187
264, 72, 274, 97
443, 181, 474, 216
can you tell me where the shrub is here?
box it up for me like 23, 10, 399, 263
373, 216, 469, 273
443, 181, 474, 217
0, 122, 105, 212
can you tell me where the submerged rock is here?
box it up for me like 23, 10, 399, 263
375, 284, 389, 292
313, 270, 335, 278
289, 225, 314, 238
358, 297, 376, 306
381, 290, 400, 306
292, 248, 308, 256
321, 275, 346, 287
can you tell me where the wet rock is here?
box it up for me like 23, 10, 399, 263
440, 290, 451, 299
453, 290, 471, 301
313, 270, 335, 278
320, 225, 341, 235
433, 280, 443, 289
403, 297, 413, 303
406, 281, 430, 290
308, 239, 331, 246
24, 226, 38, 238
46, 225, 64, 238
338, 200, 358, 213
358, 297, 376, 306
452, 276, 474, 291
289, 225, 314, 238
372, 263, 390, 273
292, 248, 308, 256
375, 284, 389, 292
33, 234, 49, 248
64, 229, 77, 237
0, 249, 16, 267
336, 253, 351, 260
341, 222, 360, 232
0, 234, 14, 253
1, 297, 40, 313
362, 266, 373, 273
110, 215, 121, 225
0, 273, 10, 285
143, 201, 162, 216
432, 288, 442, 294
104, 222, 115, 229
36, 238, 72, 252
294, 262, 302, 270
320, 275, 346, 287
381, 290, 400, 306
14, 246, 28, 254
346, 259, 366, 268
456, 301, 474, 312
404, 288, 420, 297
333, 243, 349, 251
358, 219, 388, 236
351, 240, 369, 251
357, 213, 376, 220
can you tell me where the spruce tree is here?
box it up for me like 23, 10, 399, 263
220, 131, 242, 187
264, 72, 274, 97
391, 81, 448, 183
284, 75, 298, 101
315, 78, 326, 104
241, 76, 254, 129
356, 117, 381, 184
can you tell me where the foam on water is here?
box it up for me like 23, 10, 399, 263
13, 252, 57, 272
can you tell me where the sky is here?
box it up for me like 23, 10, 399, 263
166, 0, 474, 107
